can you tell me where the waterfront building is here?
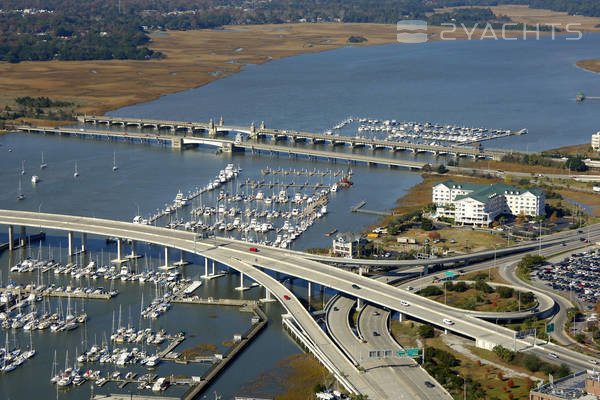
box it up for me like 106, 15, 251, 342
432, 181, 545, 226
592, 131, 600, 150
332, 232, 366, 259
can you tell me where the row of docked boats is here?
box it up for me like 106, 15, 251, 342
0, 333, 35, 373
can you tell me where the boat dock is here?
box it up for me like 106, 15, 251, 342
158, 336, 186, 359
0, 286, 114, 303
172, 296, 258, 308
239, 181, 329, 190
180, 306, 268, 400
261, 167, 343, 177
351, 200, 392, 216
93, 394, 177, 400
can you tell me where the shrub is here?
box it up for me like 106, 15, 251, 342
498, 286, 514, 298
420, 286, 443, 296
418, 325, 435, 338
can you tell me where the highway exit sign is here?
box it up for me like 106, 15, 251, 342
546, 323, 555, 333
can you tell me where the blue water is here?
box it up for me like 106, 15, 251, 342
112, 33, 600, 152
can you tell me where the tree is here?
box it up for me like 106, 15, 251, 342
418, 324, 435, 338
437, 164, 448, 174
420, 286, 443, 296
421, 218, 434, 231
506, 379, 514, 388
566, 157, 588, 172
497, 286, 514, 298
428, 231, 441, 241
550, 211, 558, 224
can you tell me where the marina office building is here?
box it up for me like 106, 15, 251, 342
432, 181, 545, 226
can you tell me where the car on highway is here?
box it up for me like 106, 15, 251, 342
549, 352, 559, 359
283, 295, 291, 300
424, 381, 435, 388
590, 359, 599, 365
372, 331, 379, 336
352, 284, 360, 290
372, 311, 380, 316
406, 286, 414, 291
333, 306, 339, 311
249, 247, 258, 252
443, 318, 454, 325
400, 301, 410, 307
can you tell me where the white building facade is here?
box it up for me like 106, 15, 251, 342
433, 181, 545, 226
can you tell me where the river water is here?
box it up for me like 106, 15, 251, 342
1, 33, 599, 399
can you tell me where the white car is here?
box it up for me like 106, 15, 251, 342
443, 318, 454, 325
400, 301, 410, 307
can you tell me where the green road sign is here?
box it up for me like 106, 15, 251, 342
407, 348, 419, 357
445, 271, 455, 278
546, 323, 555, 333
397, 350, 406, 356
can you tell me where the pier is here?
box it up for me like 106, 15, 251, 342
351, 201, 392, 216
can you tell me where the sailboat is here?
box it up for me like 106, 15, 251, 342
73, 161, 79, 178
112, 152, 118, 172
40, 152, 47, 169
17, 176, 25, 200
20, 160, 25, 175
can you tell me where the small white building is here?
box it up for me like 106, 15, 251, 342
592, 131, 600, 150
433, 181, 545, 226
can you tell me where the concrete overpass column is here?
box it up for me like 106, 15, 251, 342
130, 240, 137, 258
81, 233, 87, 253
398, 312, 405, 322
111, 238, 126, 264
174, 249, 188, 266
203, 257, 209, 278
8, 225, 13, 251
160, 247, 170, 270
236, 271, 249, 291
307, 281, 312, 303
68, 231, 74, 256
211, 260, 216, 275
20, 226, 26, 247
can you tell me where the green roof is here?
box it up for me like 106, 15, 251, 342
437, 181, 544, 203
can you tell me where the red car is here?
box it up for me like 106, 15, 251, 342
283, 295, 291, 300
249, 247, 258, 252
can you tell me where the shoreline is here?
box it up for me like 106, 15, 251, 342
576, 59, 600, 74
1, 5, 599, 118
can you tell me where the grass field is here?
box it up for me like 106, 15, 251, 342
424, 336, 535, 400
425, 287, 535, 312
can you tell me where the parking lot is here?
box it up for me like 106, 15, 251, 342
534, 248, 600, 310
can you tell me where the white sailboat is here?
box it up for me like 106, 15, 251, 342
112, 152, 118, 172
73, 161, 79, 178
40, 152, 47, 169
20, 160, 25, 175
17, 176, 25, 200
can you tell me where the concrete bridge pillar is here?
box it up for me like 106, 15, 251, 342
19, 226, 26, 247
212, 259, 216, 275
112, 238, 126, 264
203, 257, 209, 278
307, 281, 312, 303
8, 225, 13, 251
160, 247, 170, 269
236, 271, 249, 291
129, 240, 137, 258
81, 233, 88, 253
398, 312, 405, 322
68, 231, 74, 256
173, 249, 188, 266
